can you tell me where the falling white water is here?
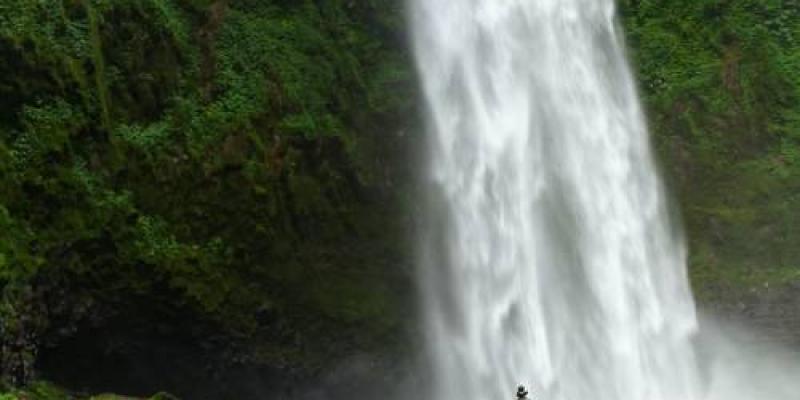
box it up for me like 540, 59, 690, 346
412, 1, 703, 400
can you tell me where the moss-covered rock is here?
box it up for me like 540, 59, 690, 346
620, 1, 800, 299
0, 0, 416, 393
1, 381, 177, 400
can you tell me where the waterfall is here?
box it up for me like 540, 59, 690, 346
412, 1, 703, 399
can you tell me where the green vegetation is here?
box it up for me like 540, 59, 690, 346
0, 381, 177, 399
0, 0, 414, 391
0, 382, 69, 400
619, 0, 800, 302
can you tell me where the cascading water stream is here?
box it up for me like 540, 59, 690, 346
412, 1, 704, 400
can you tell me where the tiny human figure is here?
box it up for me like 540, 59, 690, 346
516, 385, 529, 400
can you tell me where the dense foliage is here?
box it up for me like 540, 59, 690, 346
0, 0, 415, 393
620, 0, 800, 300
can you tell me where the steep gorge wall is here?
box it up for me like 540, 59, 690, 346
620, 0, 800, 303
0, 0, 417, 395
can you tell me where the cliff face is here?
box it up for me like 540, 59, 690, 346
0, 0, 417, 395
620, 1, 800, 303
2, 0, 800, 398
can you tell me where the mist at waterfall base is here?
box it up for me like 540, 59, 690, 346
409, 1, 800, 400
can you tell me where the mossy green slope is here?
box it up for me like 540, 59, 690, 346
620, 0, 800, 301
0, 382, 177, 400
0, 0, 415, 388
